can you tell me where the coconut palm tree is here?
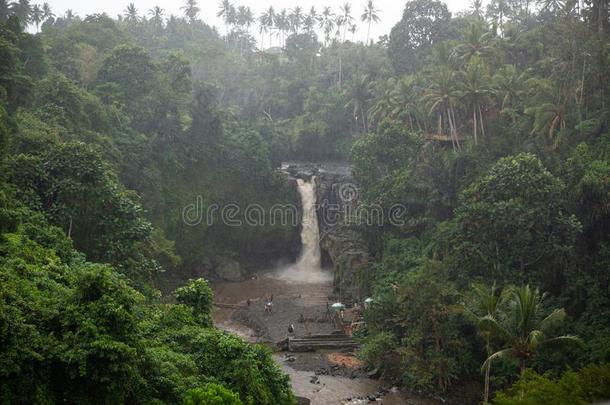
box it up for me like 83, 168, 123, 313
65, 9, 75, 20
258, 7, 275, 48
479, 285, 582, 377
275, 9, 288, 47
466, 283, 511, 404
30, 3, 43, 31
236, 5, 253, 32
303, 6, 317, 35
345, 74, 373, 134
149, 6, 164, 31
452, 22, 494, 62
458, 56, 493, 145
361, 0, 380, 45
319, 7, 335, 46
288, 6, 303, 34
339, 3, 354, 41
217, 0, 233, 35
470, 0, 484, 18
422, 65, 462, 151
182, 0, 199, 24
0, 0, 10, 23
349, 23, 357, 41
124, 3, 139, 23
10, 0, 31, 25
493, 64, 529, 114
42, 2, 53, 21
368, 77, 397, 128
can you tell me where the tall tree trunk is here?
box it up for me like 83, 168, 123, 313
473, 105, 478, 145
366, 20, 371, 44
479, 104, 486, 138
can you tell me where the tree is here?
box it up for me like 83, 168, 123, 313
289, 6, 303, 34
29, 3, 42, 31
388, 0, 452, 74
319, 7, 335, 46
466, 283, 511, 404
41, 2, 53, 22
217, 0, 234, 35
339, 2, 354, 41
181, 0, 200, 24
422, 65, 462, 150
10, 0, 31, 26
451, 153, 581, 290
479, 285, 582, 377
458, 56, 493, 145
493, 64, 529, 114
258, 7, 274, 48
452, 22, 494, 62
361, 0, 380, 45
123, 3, 139, 24
303, 6, 317, 35
345, 74, 373, 134
183, 384, 243, 405
149, 6, 165, 31
0, 0, 11, 23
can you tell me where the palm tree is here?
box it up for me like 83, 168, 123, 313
319, 7, 335, 46
65, 9, 75, 20
466, 283, 511, 404
452, 22, 494, 62
486, 0, 509, 35
149, 6, 164, 30
493, 64, 529, 115
458, 56, 493, 145
10, 0, 31, 25
217, 0, 233, 35
124, 3, 139, 24
303, 6, 317, 35
258, 7, 275, 48
236, 5, 253, 32
289, 6, 303, 34
361, 0, 380, 45
30, 3, 42, 31
470, 0, 484, 18
349, 23, 357, 41
479, 285, 582, 377
422, 65, 462, 151
339, 3, 354, 41
537, 0, 565, 13
345, 74, 373, 134
181, 0, 199, 24
275, 9, 288, 47
42, 3, 53, 21
0, 0, 10, 23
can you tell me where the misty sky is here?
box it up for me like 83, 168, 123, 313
45, 0, 474, 45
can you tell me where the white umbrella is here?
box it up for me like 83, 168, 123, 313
331, 302, 345, 309
364, 298, 373, 304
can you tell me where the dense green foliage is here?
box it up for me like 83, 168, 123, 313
0, 0, 608, 403
348, 0, 610, 402
493, 364, 610, 404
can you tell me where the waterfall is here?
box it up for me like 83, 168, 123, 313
276, 176, 329, 283
295, 177, 321, 272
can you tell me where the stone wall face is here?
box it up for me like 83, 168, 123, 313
283, 162, 370, 302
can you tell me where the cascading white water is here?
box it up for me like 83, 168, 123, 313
276, 176, 330, 283
294, 177, 321, 272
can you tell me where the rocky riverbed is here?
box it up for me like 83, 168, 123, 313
211, 272, 437, 405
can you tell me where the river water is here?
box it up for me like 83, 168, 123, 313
209, 166, 435, 404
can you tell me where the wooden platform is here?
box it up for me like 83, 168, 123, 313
288, 332, 359, 352
424, 133, 465, 142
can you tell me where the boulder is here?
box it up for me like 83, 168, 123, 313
214, 258, 247, 282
